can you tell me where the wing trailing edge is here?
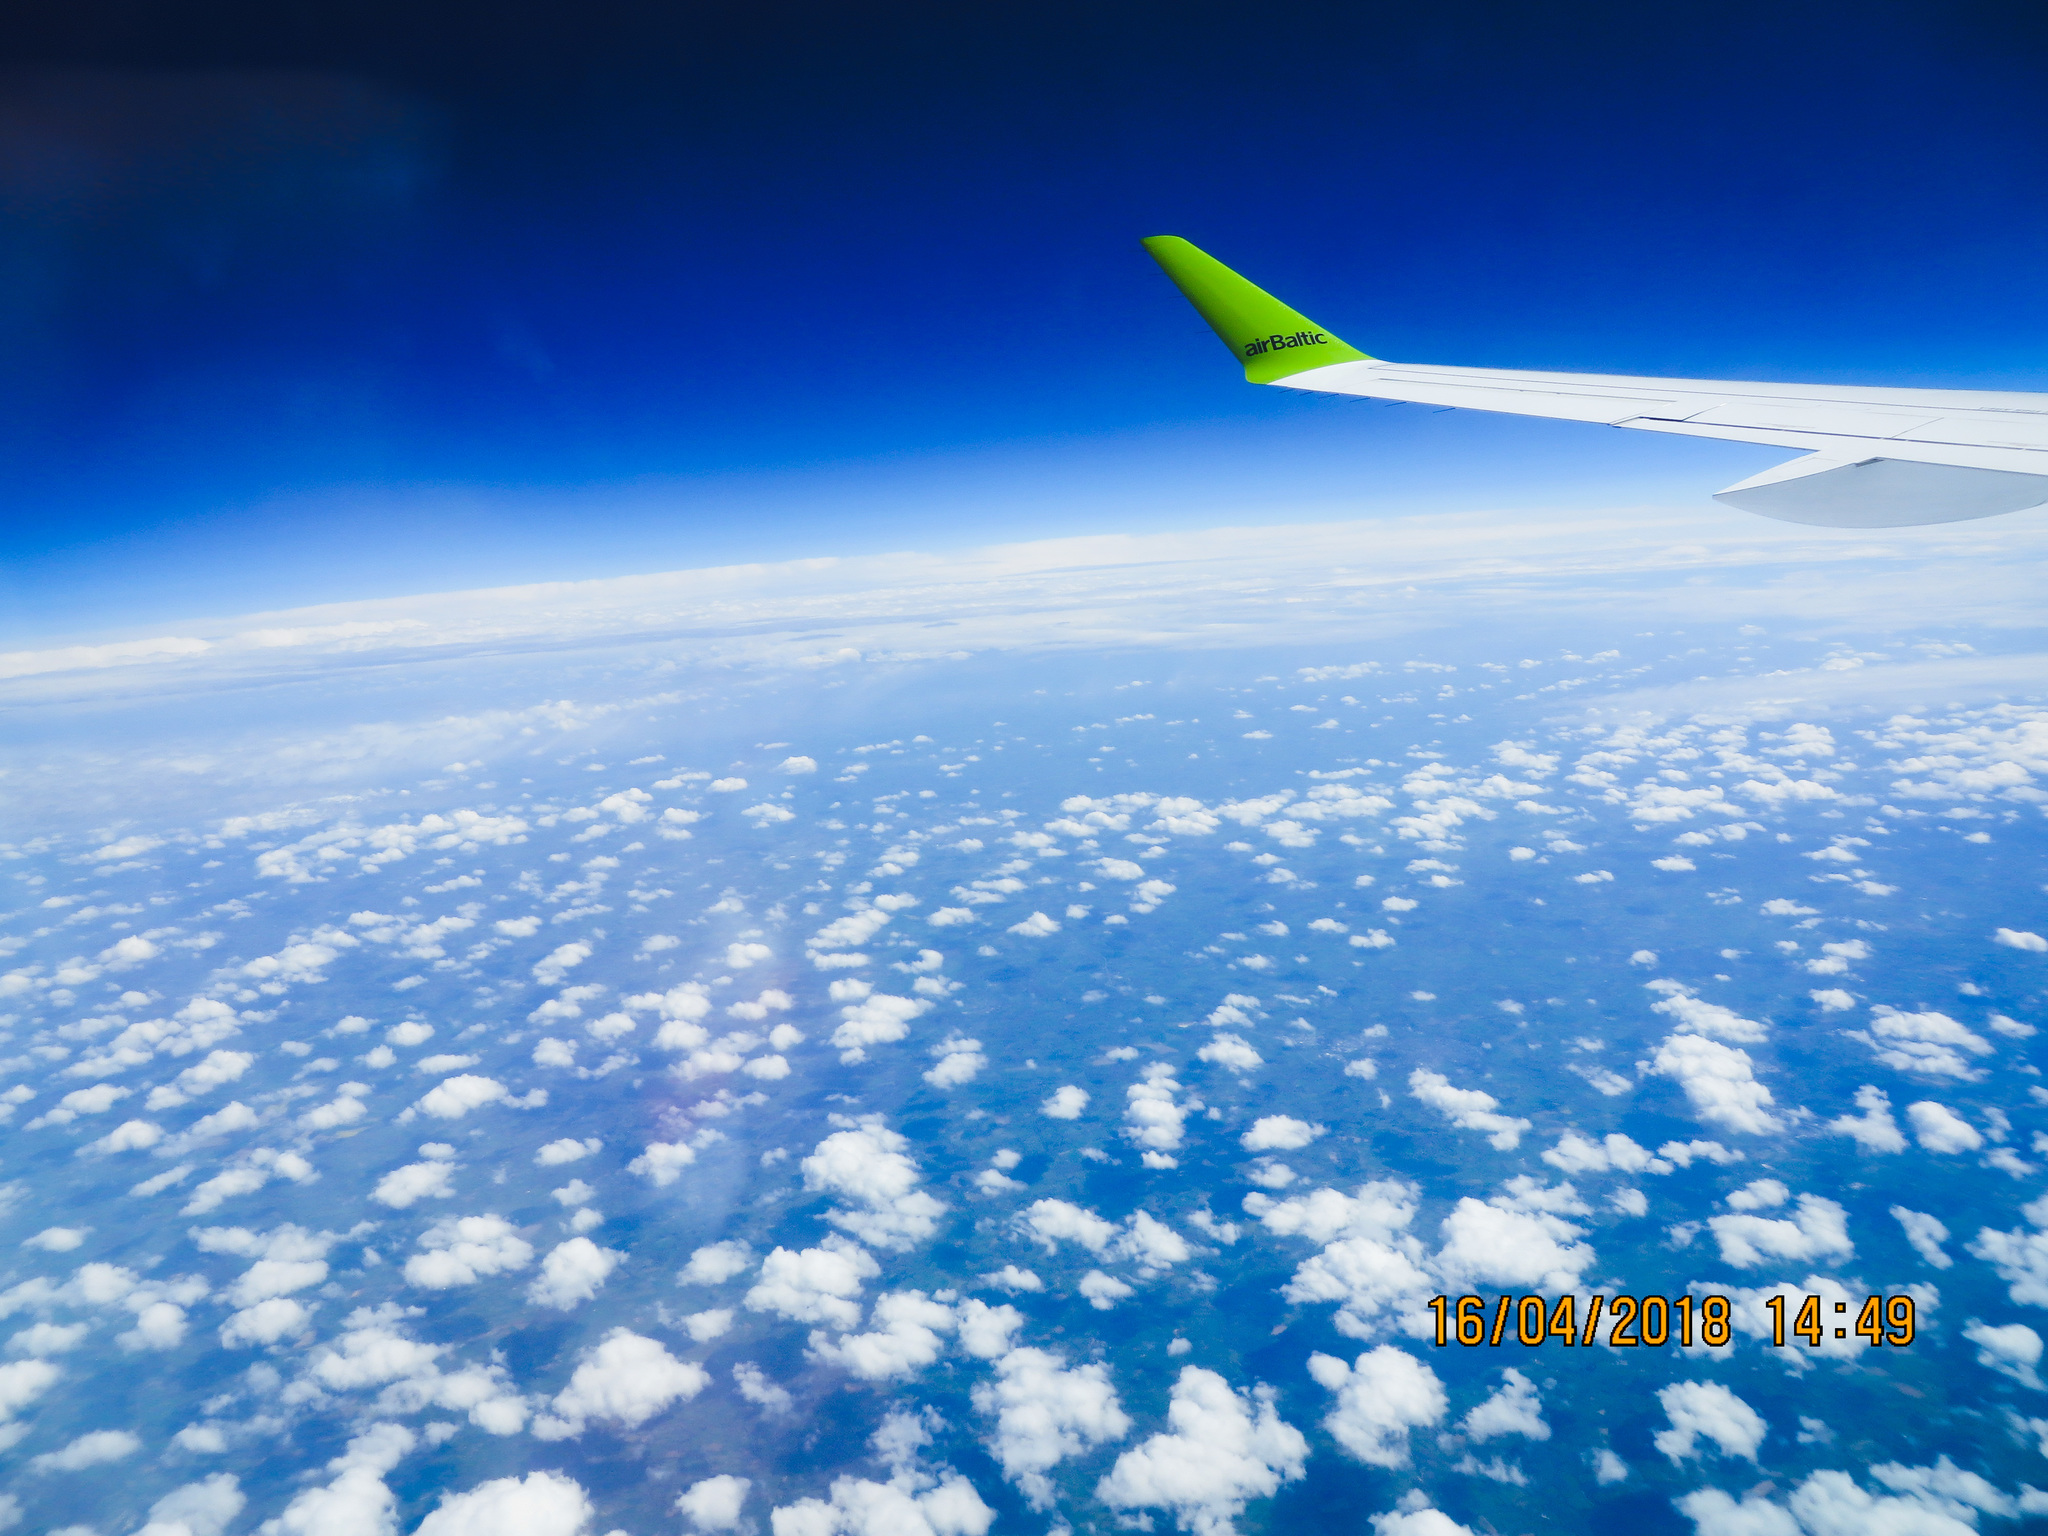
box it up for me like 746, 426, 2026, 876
1712, 454, 2048, 528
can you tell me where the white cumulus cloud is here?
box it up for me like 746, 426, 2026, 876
527, 1237, 622, 1310
415, 1471, 594, 1536
1653, 1381, 1766, 1463
1095, 1366, 1309, 1535
973, 1346, 1131, 1509
1308, 1346, 1446, 1467
533, 1328, 707, 1439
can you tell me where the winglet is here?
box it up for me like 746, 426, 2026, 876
1143, 236, 1372, 383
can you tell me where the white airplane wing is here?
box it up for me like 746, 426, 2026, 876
1144, 235, 2048, 528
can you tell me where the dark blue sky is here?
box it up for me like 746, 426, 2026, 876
5, 0, 2048, 637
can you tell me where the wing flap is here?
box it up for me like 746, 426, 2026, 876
1671, 402, 1942, 437
1713, 453, 2048, 528
1902, 414, 2048, 451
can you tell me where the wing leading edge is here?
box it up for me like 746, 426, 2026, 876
1142, 235, 2048, 528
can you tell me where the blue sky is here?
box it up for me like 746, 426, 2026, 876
5, 0, 2048, 636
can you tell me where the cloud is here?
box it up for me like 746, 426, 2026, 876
1124, 1064, 1196, 1162
1708, 1194, 1852, 1269
414, 1471, 594, 1536
1079, 1271, 1135, 1309
78, 1118, 165, 1155
678, 1474, 753, 1532
1725, 1178, 1788, 1212
809, 907, 895, 955
22, 1226, 88, 1252
307, 1314, 526, 1435
415, 1074, 509, 1119
1461, 1368, 1550, 1443
405, 1215, 535, 1289
1241, 1116, 1324, 1152
830, 991, 931, 1063
1906, 1100, 1982, 1152
1041, 1085, 1089, 1119
299, 1085, 370, 1132
1024, 1199, 1117, 1256
729, 988, 794, 1021
1434, 1197, 1593, 1294
1679, 1460, 2025, 1536
255, 1421, 414, 1535
629, 1140, 698, 1185
973, 1347, 1131, 1509
527, 1237, 622, 1310
1645, 981, 1768, 1043
374, 1158, 457, 1209
29, 1427, 142, 1472
145, 1049, 255, 1110
134, 1473, 245, 1536
1007, 911, 1060, 937
681, 1240, 754, 1285
1964, 1320, 2043, 1388
1803, 938, 1871, 976
924, 1035, 987, 1088
1407, 1070, 1531, 1150
1853, 1007, 1994, 1079
9, 1321, 88, 1355
220, 1296, 312, 1347
1247, 1182, 1433, 1341
731, 1360, 793, 1416
803, 1122, 946, 1250
1308, 1347, 1446, 1467
1996, 928, 2048, 952
1892, 1206, 1952, 1268
1116, 1211, 1192, 1274
1827, 1086, 1907, 1152
182, 1153, 316, 1217
1371, 1508, 1479, 1536
1198, 1033, 1263, 1073
532, 942, 591, 986
0, 1357, 59, 1436
1653, 1381, 1766, 1463
1971, 1195, 2048, 1306
981, 1264, 1043, 1292
1650, 1033, 1780, 1135
533, 1329, 707, 1439
1541, 1131, 1670, 1175
684, 1309, 732, 1342
535, 1137, 601, 1165
29, 1081, 132, 1127
765, 1408, 995, 1534
745, 1238, 881, 1329
807, 1289, 958, 1381
1096, 1366, 1309, 1535
767, 1471, 994, 1536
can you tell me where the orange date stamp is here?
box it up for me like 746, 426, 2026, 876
1426, 1293, 1918, 1348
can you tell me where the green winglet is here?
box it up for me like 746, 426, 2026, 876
1142, 235, 1372, 383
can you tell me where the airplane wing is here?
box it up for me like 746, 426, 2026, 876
1143, 235, 2048, 528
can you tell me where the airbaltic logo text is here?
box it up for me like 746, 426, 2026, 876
1244, 329, 1330, 358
